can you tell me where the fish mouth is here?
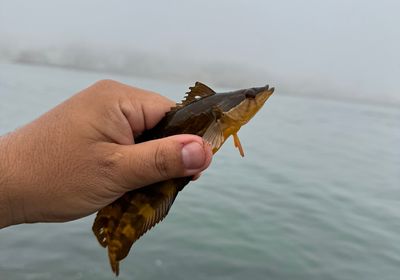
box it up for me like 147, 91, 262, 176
255, 85, 274, 107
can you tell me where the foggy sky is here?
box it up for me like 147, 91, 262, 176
0, 0, 399, 104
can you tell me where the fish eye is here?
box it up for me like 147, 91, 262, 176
245, 90, 256, 99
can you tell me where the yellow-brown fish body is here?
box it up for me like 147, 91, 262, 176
92, 82, 274, 275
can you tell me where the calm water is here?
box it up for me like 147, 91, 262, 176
0, 63, 399, 280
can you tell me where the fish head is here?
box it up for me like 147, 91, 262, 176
222, 85, 274, 127
201, 84, 274, 156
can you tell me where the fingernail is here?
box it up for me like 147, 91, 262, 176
182, 141, 206, 171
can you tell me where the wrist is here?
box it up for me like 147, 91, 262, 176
0, 133, 26, 228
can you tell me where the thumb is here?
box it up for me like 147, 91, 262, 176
115, 135, 213, 190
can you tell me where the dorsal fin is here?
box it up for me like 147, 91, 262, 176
172, 82, 216, 110
188, 81, 215, 98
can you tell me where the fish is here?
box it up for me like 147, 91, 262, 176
92, 82, 274, 275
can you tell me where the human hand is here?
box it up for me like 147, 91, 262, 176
0, 80, 213, 228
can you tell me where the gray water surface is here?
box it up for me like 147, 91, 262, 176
0, 63, 399, 280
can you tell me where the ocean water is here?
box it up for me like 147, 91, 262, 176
0, 62, 399, 280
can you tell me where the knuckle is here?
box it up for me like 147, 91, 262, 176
97, 150, 124, 182
94, 79, 118, 88
153, 144, 173, 178
85, 79, 125, 105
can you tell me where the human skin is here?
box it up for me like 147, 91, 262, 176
0, 80, 213, 229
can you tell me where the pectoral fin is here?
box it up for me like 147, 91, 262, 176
203, 120, 224, 154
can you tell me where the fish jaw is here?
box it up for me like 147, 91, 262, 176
225, 86, 274, 127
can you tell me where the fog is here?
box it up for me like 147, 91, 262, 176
1, 0, 399, 104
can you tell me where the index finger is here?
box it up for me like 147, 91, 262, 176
115, 81, 176, 134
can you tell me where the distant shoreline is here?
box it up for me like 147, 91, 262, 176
0, 56, 399, 109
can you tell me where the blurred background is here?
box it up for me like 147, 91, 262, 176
0, 1, 399, 279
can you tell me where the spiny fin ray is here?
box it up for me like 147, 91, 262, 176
172, 82, 215, 111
